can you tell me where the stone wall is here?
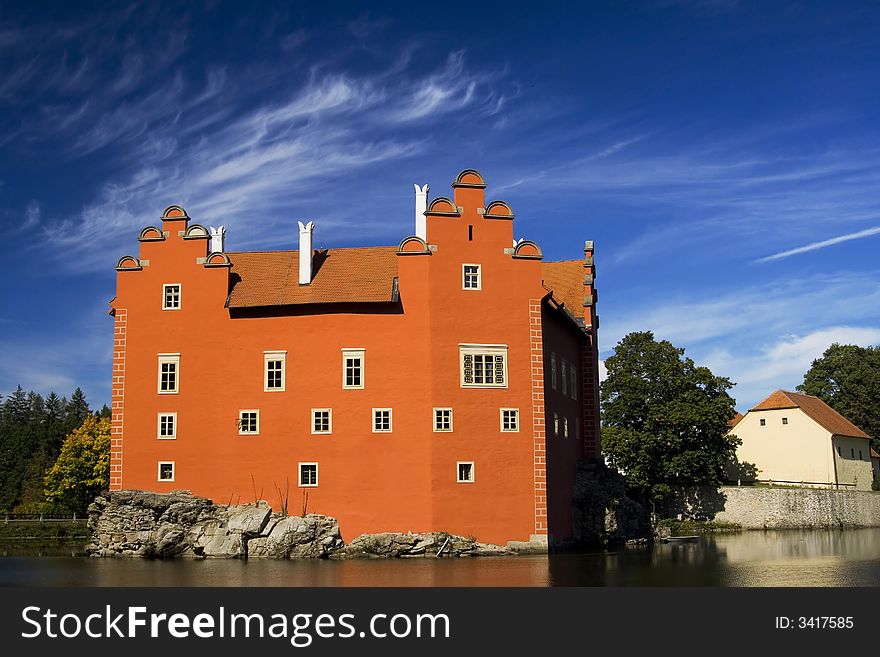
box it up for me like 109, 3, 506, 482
87, 491, 539, 558
666, 485, 880, 529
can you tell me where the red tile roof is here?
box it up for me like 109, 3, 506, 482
751, 390, 871, 439
728, 412, 744, 428
226, 247, 399, 308
225, 248, 588, 313
541, 260, 585, 319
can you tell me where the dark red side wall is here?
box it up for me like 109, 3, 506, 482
541, 303, 590, 544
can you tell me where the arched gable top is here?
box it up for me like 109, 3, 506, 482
138, 226, 165, 242
397, 235, 431, 255
452, 169, 486, 188
115, 255, 143, 271
162, 205, 188, 219
484, 200, 515, 219
183, 224, 209, 239
426, 197, 461, 216
512, 240, 542, 260
204, 251, 231, 268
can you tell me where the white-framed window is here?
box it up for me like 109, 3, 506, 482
312, 408, 332, 434
238, 410, 260, 435
158, 461, 175, 482
157, 354, 180, 394
373, 408, 392, 433
553, 412, 559, 437
342, 348, 365, 389
433, 408, 453, 432
264, 351, 286, 392
500, 408, 520, 432
571, 366, 578, 400
551, 353, 557, 390
561, 360, 567, 395
575, 417, 581, 440
462, 264, 481, 290
162, 284, 181, 310
157, 412, 177, 439
760, 418, 766, 427
457, 461, 475, 483
460, 344, 508, 388
299, 462, 318, 487
563, 416, 569, 438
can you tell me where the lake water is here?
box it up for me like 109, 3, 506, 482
2, 529, 880, 587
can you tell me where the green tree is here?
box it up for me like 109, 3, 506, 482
797, 343, 880, 449
64, 387, 90, 433
600, 331, 739, 505
44, 415, 110, 515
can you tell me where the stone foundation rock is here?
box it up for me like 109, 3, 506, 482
86, 491, 525, 559
572, 459, 652, 546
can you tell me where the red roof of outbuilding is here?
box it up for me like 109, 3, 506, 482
751, 390, 871, 440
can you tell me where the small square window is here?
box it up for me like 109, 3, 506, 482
561, 360, 567, 395
264, 351, 286, 392
457, 461, 475, 483
157, 412, 177, 439
500, 408, 520, 432
342, 349, 365, 389
782, 417, 788, 425
238, 410, 260, 435
462, 264, 481, 290
162, 284, 181, 310
158, 354, 180, 394
299, 462, 318, 487
759, 418, 766, 427
373, 408, 392, 432
433, 408, 453, 432
158, 461, 175, 482
312, 409, 332, 434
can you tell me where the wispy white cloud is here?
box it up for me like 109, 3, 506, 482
39, 49, 504, 270
598, 271, 880, 409
392, 51, 503, 121
702, 327, 880, 409
755, 225, 880, 262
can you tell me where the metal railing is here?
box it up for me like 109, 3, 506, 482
2, 513, 88, 523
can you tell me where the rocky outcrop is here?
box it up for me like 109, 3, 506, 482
86, 491, 524, 559
343, 532, 513, 558
87, 491, 343, 558
572, 459, 651, 546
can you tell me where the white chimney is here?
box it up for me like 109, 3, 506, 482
298, 221, 314, 285
209, 226, 225, 253
414, 184, 429, 240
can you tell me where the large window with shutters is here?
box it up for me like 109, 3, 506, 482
459, 344, 508, 388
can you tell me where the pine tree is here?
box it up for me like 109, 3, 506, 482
64, 388, 90, 433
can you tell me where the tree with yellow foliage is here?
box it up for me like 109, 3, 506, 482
44, 415, 110, 514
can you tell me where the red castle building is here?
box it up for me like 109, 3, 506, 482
109, 169, 600, 548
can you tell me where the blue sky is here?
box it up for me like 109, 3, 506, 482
2, 0, 880, 412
